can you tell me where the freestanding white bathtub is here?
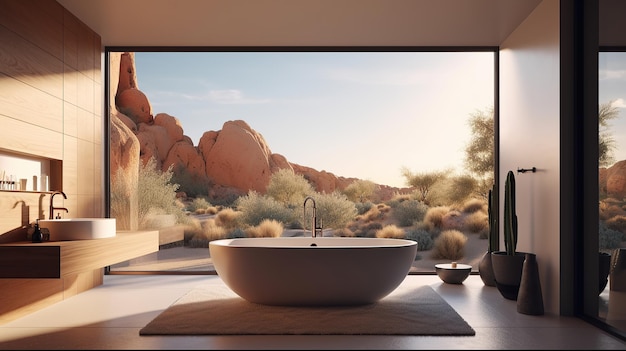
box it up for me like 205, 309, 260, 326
209, 237, 418, 306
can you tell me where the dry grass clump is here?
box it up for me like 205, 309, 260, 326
376, 203, 392, 213
332, 227, 355, 237
441, 209, 464, 230
375, 224, 406, 239
430, 229, 468, 260
362, 206, 382, 221
214, 207, 241, 229
202, 218, 228, 240
423, 206, 450, 231
465, 211, 489, 234
605, 215, 626, 235
461, 198, 487, 213
600, 199, 626, 220
245, 219, 284, 238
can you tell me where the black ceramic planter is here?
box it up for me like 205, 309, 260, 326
478, 251, 496, 286
599, 252, 611, 295
491, 251, 527, 300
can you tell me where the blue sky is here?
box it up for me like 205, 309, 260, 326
133, 51, 496, 188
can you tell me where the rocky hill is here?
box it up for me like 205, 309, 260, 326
108, 52, 409, 202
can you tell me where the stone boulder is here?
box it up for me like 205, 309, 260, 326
200, 120, 273, 193
163, 140, 207, 181
116, 88, 154, 125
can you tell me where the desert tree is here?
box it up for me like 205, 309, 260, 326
401, 167, 449, 205
464, 106, 494, 199
342, 179, 377, 203
599, 100, 620, 168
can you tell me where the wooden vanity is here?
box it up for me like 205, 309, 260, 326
0, 230, 159, 325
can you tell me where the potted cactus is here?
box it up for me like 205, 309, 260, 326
478, 183, 498, 286
491, 170, 528, 300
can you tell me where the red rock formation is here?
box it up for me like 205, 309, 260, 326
110, 51, 408, 200
201, 120, 273, 193
604, 160, 626, 198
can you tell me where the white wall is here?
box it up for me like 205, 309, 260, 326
499, 0, 561, 314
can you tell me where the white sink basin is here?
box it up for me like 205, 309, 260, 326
38, 218, 116, 241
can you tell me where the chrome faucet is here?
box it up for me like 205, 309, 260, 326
303, 196, 323, 238
49, 191, 68, 219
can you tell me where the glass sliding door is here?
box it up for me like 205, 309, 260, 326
597, 50, 626, 338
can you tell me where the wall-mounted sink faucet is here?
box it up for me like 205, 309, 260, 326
49, 191, 69, 219
303, 196, 323, 238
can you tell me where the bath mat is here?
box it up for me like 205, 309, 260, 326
139, 284, 475, 336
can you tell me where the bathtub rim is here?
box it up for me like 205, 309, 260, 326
209, 236, 418, 249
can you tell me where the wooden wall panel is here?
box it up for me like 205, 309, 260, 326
0, 26, 64, 99
63, 65, 79, 106
62, 9, 80, 70
63, 101, 78, 138
0, 0, 106, 323
0, 72, 63, 131
0, 0, 64, 60
62, 135, 78, 194
0, 115, 63, 159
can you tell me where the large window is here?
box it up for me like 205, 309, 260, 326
106, 48, 496, 274
596, 49, 626, 338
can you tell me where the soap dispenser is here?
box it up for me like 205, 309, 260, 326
32, 219, 42, 243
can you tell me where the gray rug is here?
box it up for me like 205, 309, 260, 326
140, 284, 475, 336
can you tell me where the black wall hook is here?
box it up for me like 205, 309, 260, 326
517, 167, 537, 174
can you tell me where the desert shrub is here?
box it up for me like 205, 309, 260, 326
350, 221, 383, 237
187, 197, 212, 213
386, 193, 412, 208
124, 157, 187, 229
332, 227, 355, 237
430, 229, 468, 260
600, 220, 624, 250
226, 228, 246, 239
355, 201, 374, 215
464, 210, 488, 234
311, 191, 358, 230
214, 207, 241, 229
245, 219, 284, 238
170, 164, 209, 198
362, 206, 382, 221
427, 175, 477, 207
442, 210, 465, 231
423, 206, 450, 231
265, 168, 314, 207
187, 218, 228, 247
235, 191, 296, 227
405, 227, 434, 251
605, 215, 626, 235
362, 222, 384, 237
375, 224, 406, 239
599, 198, 626, 220
461, 198, 487, 213
392, 199, 429, 227
342, 179, 377, 202
182, 217, 203, 243
377, 202, 392, 213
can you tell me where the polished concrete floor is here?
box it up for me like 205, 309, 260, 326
0, 275, 624, 350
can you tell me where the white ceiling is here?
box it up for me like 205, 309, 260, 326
56, 0, 542, 47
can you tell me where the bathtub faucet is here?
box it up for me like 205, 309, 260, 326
303, 196, 323, 238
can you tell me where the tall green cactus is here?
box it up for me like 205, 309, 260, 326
487, 183, 499, 253
503, 170, 518, 255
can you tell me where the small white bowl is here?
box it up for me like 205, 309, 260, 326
435, 262, 472, 284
